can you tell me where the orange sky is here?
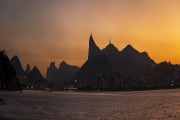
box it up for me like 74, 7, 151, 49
0, 0, 180, 77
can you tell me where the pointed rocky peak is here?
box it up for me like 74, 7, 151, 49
11, 55, 21, 64
46, 62, 58, 82
31, 66, 44, 78
121, 44, 139, 54
31, 66, 40, 73
25, 64, 31, 75
124, 44, 135, 50
0, 51, 21, 90
88, 34, 102, 60
59, 61, 68, 69
60, 61, 67, 66
89, 34, 93, 41
50, 61, 57, 69
47, 61, 57, 72
29, 66, 44, 81
10, 55, 24, 75
103, 43, 119, 53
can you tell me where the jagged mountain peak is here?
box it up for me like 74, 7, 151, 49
50, 61, 57, 69
10, 55, 22, 68
121, 44, 139, 54
88, 34, 102, 60
46, 60, 79, 83
28, 66, 45, 82
60, 61, 67, 65
46, 62, 58, 82
59, 61, 68, 69
25, 64, 31, 75
31, 66, 39, 73
103, 43, 119, 53
31, 66, 44, 78
0, 51, 21, 90
11, 55, 20, 63
10, 55, 24, 77
11, 55, 18, 59
124, 44, 135, 50
26, 64, 30, 68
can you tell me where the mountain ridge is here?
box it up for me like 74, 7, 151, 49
72, 35, 156, 86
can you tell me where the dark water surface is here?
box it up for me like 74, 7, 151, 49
0, 89, 180, 120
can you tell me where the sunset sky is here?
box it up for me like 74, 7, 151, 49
1, 0, 180, 76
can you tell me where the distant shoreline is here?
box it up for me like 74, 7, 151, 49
1, 87, 177, 92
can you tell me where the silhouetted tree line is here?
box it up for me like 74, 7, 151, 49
139, 62, 180, 90
62, 61, 180, 91
2, 49, 180, 91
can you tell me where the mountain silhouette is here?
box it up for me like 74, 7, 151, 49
56, 61, 79, 83
28, 67, 44, 81
118, 45, 155, 76
27, 66, 47, 87
2, 34, 180, 90
46, 62, 58, 82
46, 61, 79, 87
88, 34, 102, 60
72, 35, 113, 85
103, 43, 155, 77
103, 43, 119, 54
72, 35, 156, 86
72, 54, 113, 86
0, 50, 21, 90
10, 55, 48, 88
102, 43, 120, 72
25, 64, 31, 75
10, 55, 25, 83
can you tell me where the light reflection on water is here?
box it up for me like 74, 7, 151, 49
0, 89, 180, 120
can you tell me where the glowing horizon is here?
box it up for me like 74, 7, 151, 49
1, 0, 180, 76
